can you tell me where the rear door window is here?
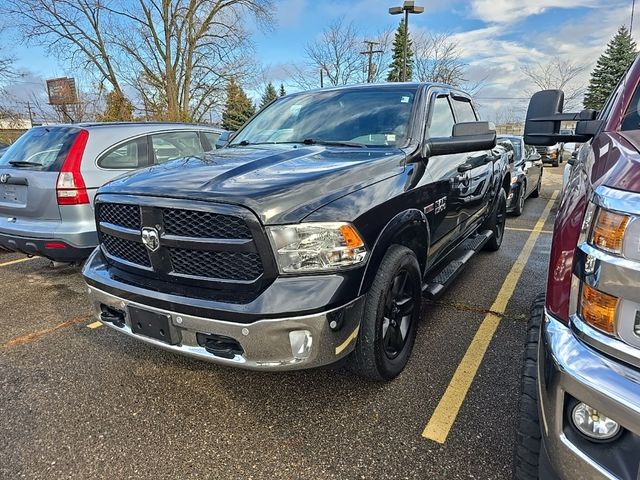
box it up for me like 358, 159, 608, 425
0, 126, 79, 171
98, 137, 148, 169
429, 96, 455, 138
452, 98, 477, 123
203, 132, 221, 151
151, 131, 204, 164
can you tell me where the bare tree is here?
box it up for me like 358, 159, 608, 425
413, 32, 466, 86
521, 56, 587, 110
3, 0, 273, 121
302, 18, 364, 88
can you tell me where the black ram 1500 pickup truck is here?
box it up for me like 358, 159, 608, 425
82, 83, 510, 380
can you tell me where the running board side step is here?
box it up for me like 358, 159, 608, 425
422, 229, 493, 300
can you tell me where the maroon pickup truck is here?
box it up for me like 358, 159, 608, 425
514, 57, 640, 479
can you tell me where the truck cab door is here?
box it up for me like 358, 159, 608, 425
450, 96, 493, 233
422, 94, 467, 257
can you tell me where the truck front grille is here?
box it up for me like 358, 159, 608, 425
163, 208, 251, 239
99, 203, 141, 230
169, 249, 263, 280
96, 199, 271, 290
102, 234, 151, 267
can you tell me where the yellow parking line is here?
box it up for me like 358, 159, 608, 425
0, 257, 36, 267
1, 316, 91, 349
506, 226, 553, 234
87, 321, 103, 329
422, 190, 559, 444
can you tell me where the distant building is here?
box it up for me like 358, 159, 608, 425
496, 123, 524, 136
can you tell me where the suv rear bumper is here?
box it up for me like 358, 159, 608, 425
83, 248, 365, 370
538, 311, 640, 479
0, 232, 95, 262
0, 214, 97, 262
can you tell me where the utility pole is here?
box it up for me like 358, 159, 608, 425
26, 101, 34, 126
360, 41, 383, 83
320, 67, 324, 88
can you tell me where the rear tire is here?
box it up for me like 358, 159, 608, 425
530, 176, 541, 198
483, 188, 507, 251
349, 245, 422, 381
513, 182, 525, 217
513, 293, 545, 480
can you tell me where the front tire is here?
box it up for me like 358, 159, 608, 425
513, 293, 545, 480
349, 245, 422, 381
484, 188, 507, 251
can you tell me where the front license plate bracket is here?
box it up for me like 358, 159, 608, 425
129, 306, 181, 345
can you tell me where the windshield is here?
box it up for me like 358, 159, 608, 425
230, 87, 417, 148
0, 126, 79, 171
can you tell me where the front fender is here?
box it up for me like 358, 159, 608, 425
358, 209, 430, 296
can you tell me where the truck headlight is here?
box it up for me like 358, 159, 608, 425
266, 222, 368, 273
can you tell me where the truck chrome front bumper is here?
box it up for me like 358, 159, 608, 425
538, 311, 640, 479
86, 285, 365, 371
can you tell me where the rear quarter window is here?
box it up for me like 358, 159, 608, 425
98, 137, 148, 169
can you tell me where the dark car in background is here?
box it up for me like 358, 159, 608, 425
0, 123, 227, 263
497, 135, 543, 215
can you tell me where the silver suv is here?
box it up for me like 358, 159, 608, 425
0, 122, 226, 262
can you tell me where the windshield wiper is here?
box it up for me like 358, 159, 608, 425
228, 140, 278, 148
301, 138, 367, 148
8, 160, 43, 167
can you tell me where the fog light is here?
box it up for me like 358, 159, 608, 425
289, 330, 312, 360
572, 402, 621, 441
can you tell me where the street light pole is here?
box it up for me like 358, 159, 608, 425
389, 1, 424, 82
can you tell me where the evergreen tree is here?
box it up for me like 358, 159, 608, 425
222, 77, 256, 131
97, 90, 134, 121
259, 82, 278, 109
279, 83, 286, 96
584, 26, 637, 111
387, 19, 413, 82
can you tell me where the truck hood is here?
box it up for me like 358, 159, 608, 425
596, 131, 640, 193
99, 145, 406, 224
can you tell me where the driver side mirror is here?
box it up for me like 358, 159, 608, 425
524, 90, 601, 146
427, 121, 496, 157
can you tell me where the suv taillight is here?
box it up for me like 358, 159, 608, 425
57, 129, 89, 205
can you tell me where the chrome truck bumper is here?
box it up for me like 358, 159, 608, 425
538, 311, 640, 479
86, 285, 365, 371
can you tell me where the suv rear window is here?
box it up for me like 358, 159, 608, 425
0, 126, 80, 171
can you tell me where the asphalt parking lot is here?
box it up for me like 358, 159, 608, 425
1, 166, 562, 480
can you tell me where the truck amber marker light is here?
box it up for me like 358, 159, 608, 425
591, 209, 629, 254
581, 284, 619, 334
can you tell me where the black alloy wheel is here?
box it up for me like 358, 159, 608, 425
382, 268, 415, 359
349, 245, 421, 381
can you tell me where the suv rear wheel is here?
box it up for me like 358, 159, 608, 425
349, 245, 421, 381
513, 293, 545, 479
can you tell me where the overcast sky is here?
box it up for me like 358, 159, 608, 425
4, 0, 637, 121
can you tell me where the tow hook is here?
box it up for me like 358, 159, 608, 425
100, 305, 126, 328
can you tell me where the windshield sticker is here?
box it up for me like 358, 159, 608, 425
401, 96, 410, 103
386, 134, 396, 142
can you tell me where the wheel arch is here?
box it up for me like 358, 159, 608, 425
358, 209, 430, 296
